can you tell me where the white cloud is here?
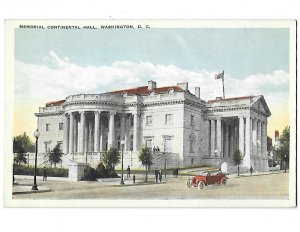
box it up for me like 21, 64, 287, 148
15, 51, 289, 112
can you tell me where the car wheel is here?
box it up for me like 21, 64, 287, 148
221, 178, 227, 187
198, 181, 205, 190
186, 179, 192, 188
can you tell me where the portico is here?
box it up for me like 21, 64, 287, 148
205, 95, 270, 171
63, 110, 140, 157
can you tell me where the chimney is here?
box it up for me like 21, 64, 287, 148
275, 130, 279, 139
195, 87, 200, 98
177, 82, 188, 91
148, 80, 157, 90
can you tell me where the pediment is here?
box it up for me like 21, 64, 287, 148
251, 96, 271, 116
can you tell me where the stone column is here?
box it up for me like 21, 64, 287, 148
120, 113, 125, 141
74, 116, 78, 153
239, 116, 245, 156
94, 111, 100, 152
133, 113, 139, 151
79, 111, 86, 153
63, 113, 69, 154
224, 124, 229, 158
210, 119, 216, 156
257, 120, 262, 156
88, 119, 93, 152
108, 111, 116, 148
244, 116, 251, 167
69, 112, 74, 154
85, 120, 89, 153
216, 118, 222, 157
262, 121, 267, 157
252, 118, 257, 157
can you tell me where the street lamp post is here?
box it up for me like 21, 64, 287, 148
32, 129, 40, 190
120, 140, 125, 185
284, 155, 287, 173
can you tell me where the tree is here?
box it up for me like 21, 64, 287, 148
13, 132, 35, 153
48, 144, 63, 168
232, 149, 243, 176
103, 147, 121, 173
275, 126, 290, 171
138, 145, 153, 182
13, 132, 35, 166
14, 149, 27, 165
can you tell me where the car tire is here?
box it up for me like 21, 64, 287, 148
186, 179, 192, 188
198, 181, 205, 190
221, 178, 227, 187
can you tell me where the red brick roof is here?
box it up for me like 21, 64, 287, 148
46, 100, 66, 107
109, 85, 183, 95
208, 96, 254, 103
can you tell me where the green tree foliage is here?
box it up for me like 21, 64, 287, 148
232, 149, 243, 176
138, 145, 153, 182
14, 152, 27, 166
13, 132, 35, 165
103, 147, 121, 172
13, 132, 35, 153
48, 144, 63, 168
275, 126, 290, 169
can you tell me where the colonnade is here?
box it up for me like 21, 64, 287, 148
63, 110, 140, 154
208, 116, 268, 165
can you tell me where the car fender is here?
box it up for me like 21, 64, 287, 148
197, 179, 207, 186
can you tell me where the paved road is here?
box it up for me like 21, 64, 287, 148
13, 172, 289, 200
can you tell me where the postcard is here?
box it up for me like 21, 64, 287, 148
4, 20, 296, 207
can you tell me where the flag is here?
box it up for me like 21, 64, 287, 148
215, 72, 224, 80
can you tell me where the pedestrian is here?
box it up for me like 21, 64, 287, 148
133, 175, 136, 184
43, 166, 47, 181
126, 166, 131, 179
249, 166, 253, 175
155, 168, 159, 182
159, 170, 162, 183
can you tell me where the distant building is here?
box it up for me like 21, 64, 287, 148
274, 130, 281, 149
35, 80, 271, 172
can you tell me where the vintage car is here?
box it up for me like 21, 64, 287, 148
186, 171, 228, 189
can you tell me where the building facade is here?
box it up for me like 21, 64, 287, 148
35, 80, 271, 172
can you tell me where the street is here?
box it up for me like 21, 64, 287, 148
13, 172, 289, 200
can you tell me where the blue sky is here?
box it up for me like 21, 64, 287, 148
15, 28, 289, 79
14, 27, 291, 139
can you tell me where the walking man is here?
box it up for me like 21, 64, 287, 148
249, 166, 254, 175
155, 168, 159, 182
43, 166, 47, 181
126, 166, 131, 179
159, 170, 162, 183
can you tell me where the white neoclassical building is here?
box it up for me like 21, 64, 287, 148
35, 80, 271, 172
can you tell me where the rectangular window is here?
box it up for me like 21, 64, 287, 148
189, 140, 194, 153
59, 123, 63, 130
145, 139, 152, 150
164, 138, 172, 153
44, 141, 51, 153
46, 124, 50, 131
165, 114, 173, 125
146, 116, 152, 125
191, 115, 194, 125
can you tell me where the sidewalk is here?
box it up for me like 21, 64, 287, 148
13, 185, 51, 195
227, 170, 283, 179
15, 175, 70, 182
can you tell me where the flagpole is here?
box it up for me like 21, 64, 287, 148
222, 70, 225, 99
